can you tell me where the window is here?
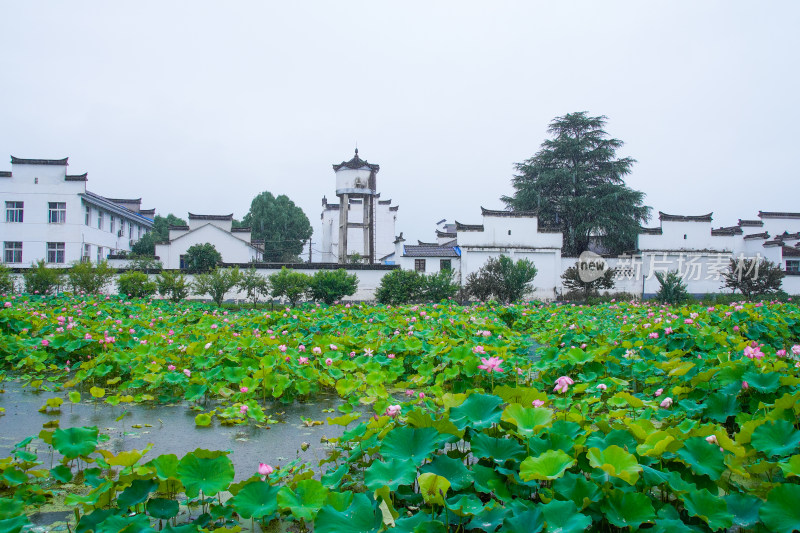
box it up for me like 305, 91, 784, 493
110, 216, 115, 234
97, 246, 103, 263
440, 259, 452, 271
129, 221, 133, 238
5, 201, 23, 222
787, 260, 800, 273
137, 225, 142, 239
47, 242, 65, 264
97, 211, 104, 230
3, 242, 22, 263
414, 259, 426, 272
48, 202, 66, 224
508, 230, 511, 235
83, 243, 91, 261
85, 206, 91, 225
179, 255, 187, 270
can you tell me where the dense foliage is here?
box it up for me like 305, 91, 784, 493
184, 243, 222, 273
242, 191, 313, 262
655, 270, 691, 305
0, 264, 14, 293
721, 258, 785, 299
66, 260, 116, 294
465, 255, 538, 303
192, 267, 242, 306
502, 112, 650, 255
308, 269, 359, 305
117, 271, 157, 299
22, 260, 63, 295
1, 295, 800, 531
561, 261, 615, 300
130, 214, 187, 256
269, 267, 311, 306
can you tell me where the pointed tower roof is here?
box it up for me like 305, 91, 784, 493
333, 148, 380, 172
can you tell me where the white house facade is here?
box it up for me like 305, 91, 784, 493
0, 156, 155, 267
155, 213, 263, 269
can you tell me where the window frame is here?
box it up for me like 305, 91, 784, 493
48, 202, 66, 224
5, 201, 23, 223
47, 242, 65, 264
414, 259, 426, 272
3, 241, 22, 263
787, 259, 800, 273
97, 211, 104, 230
85, 206, 91, 225
440, 259, 452, 271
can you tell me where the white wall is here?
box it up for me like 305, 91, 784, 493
155, 223, 260, 269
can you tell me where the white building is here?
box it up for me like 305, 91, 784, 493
155, 213, 263, 269
0, 156, 155, 267
317, 150, 398, 263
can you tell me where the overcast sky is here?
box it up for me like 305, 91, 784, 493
2, 2, 798, 252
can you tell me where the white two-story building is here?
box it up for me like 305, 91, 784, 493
0, 156, 155, 266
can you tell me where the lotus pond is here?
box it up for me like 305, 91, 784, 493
1, 295, 800, 532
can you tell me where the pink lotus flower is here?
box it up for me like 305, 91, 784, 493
298, 344, 306, 352
684, 319, 693, 324
532, 399, 545, 408
733, 325, 740, 332
298, 357, 309, 365
325, 358, 333, 366
210, 324, 218, 329
705, 435, 718, 445
312, 347, 322, 355
478, 356, 504, 373
473, 345, 486, 355
240, 386, 249, 393
385, 405, 401, 417
792, 345, 800, 356
405, 389, 415, 397
168, 365, 176, 371
596, 383, 607, 391
649, 332, 659, 339
183, 369, 191, 377
330, 344, 338, 350
258, 463, 273, 476
664, 327, 673, 335
654, 388, 664, 397
742, 381, 749, 390
279, 345, 287, 353
41, 339, 49, 347
205, 342, 212, 350
660, 397, 673, 408
387, 353, 395, 359
553, 376, 574, 393
364, 348, 374, 357
418, 392, 425, 399
776, 349, 787, 357
240, 405, 249, 413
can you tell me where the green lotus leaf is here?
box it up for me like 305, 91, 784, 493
586, 445, 641, 485
470, 432, 526, 463
472, 464, 512, 500
446, 493, 487, 516
417, 473, 450, 505
465, 503, 509, 532
227, 480, 280, 519
52, 426, 99, 459
502, 503, 544, 533
724, 493, 761, 528
87, 513, 151, 533
392, 513, 429, 533
365, 458, 417, 491
702, 391, 740, 422
0, 515, 29, 533
278, 479, 329, 521
314, 493, 383, 533
50, 465, 73, 483
501, 404, 553, 437
741, 370, 781, 393
176, 450, 234, 498
379, 426, 442, 464
89, 386, 105, 398
675, 437, 726, 480
601, 489, 655, 528
194, 413, 211, 427
565, 347, 595, 365
421, 455, 472, 491
553, 472, 602, 510
635, 431, 676, 457
678, 488, 731, 531
2, 469, 27, 487
778, 454, 800, 478
448, 393, 504, 430
609, 391, 644, 409
760, 483, 800, 533
751, 420, 800, 458
117, 478, 158, 509
520, 449, 576, 481
146, 498, 179, 520
148, 454, 179, 480
321, 464, 348, 487
541, 499, 591, 533
585, 429, 638, 452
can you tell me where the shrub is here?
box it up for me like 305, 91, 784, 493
193, 267, 243, 307
127, 255, 163, 271
0, 264, 15, 293
237, 267, 269, 305
67, 260, 116, 294
308, 269, 359, 305
117, 271, 157, 299
23, 260, 64, 295
156, 270, 190, 302
721, 257, 785, 299
269, 267, 310, 306
654, 270, 690, 304
561, 262, 615, 300
421, 269, 459, 302
184, 243, 222, 273
375, 269, 424, 305
466, 255, 537, 303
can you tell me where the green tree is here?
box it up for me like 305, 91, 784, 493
465, 255, 537, 303
502, 112, 650, 255
184, 243, 222, 273
238, 267, 270, 305
269, 267, 310, 306
23, 260, 64, 295
0, 264, 15, 293
654, 270, 690, 304
193, 267, 243, 306
117, 271, 157, 299
561, 262, 616, 300
67, 260, 117, 294
375, 269, 424, 305
242, 191, 312, 262
308, 269, 359, 305
422, 269, 460, 302
130, 214, 187, 255
721, 258, 785, 299
156, 270, 189, 302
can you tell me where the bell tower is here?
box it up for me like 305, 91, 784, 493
332, 148, 379, 263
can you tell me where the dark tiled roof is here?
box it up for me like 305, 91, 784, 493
0, 171, 11, 177
639, 227, 663, 235
780, 232, 800, 240
436, 230, 457, 238
738, 219, 763, 227
188, 213, 233, 221
389, 206, 398, 212
659, 211, 713, 222
784, 246, 800, 257
403, 245, 459, 258
332, 149, 380, 172
743, 232, 769, 240
378, 199, 392, 205
758, 211, 800, 219
11, 156, 68, 166
711, 226, 743, 236
107, 198, 142, 204
231, 227, 252, 233
763, 239, 784, 247
139, 208, 155, 216
417, 240, 438, 246
169, 225, 190, 230
455, 221, 484, 231
65, 173, 88, 181
481, 206, 537, 217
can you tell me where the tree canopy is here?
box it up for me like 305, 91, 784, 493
502, 112, 650, 255
242, 192, 313, 262
130, 214, 187, 256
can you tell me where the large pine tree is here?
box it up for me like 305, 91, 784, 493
502, 112, 650, 255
